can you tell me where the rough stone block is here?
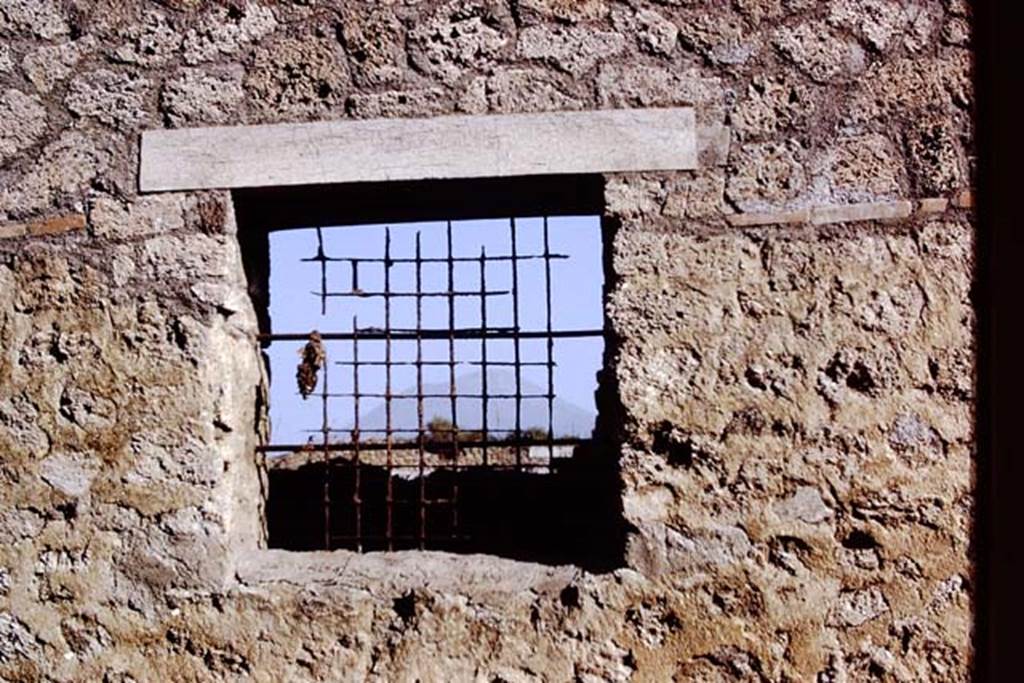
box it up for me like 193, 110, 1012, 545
65, 70, 152, 131
772, 21, 866, 83
160, 67, 245, 128
180, 1, 277, 66
22, 38, 93, 93
245, 36, 348, 121
726, 140, 807, 212
518, 25, 626, 77
0, 89, 46, 164
409, 0, 512, 85
0, 0, 68, 39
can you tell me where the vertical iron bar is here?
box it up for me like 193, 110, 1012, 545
510, 218, 522, 469
479, 245, 489, 467
321, 338, 330, 550
316, 227, 327, 316
352, 315, 362, 552
416, 232, 426, 549
543, 216, 555, 465
319, 226, 330, 547
384, 227, 394, 551
446, 221, 459, 539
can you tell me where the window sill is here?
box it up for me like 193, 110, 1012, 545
234, 548, 580, 598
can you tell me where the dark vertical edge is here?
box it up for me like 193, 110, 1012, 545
510, 218, 523, 469
384, 227, 394, 551
972, 3, 1015, 680
479, 245, 489, 467
415, 232, 426, 549
543, 216, 555, 464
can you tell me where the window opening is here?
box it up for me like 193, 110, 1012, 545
237, 175, 624, 568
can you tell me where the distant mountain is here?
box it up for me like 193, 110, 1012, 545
348, 369, 596, 438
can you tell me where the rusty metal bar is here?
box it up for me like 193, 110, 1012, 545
320, 335, 330, 550
317, 289, 510, 299
260, 328, 602, 342
479, 245, 489, 466
316, 226, 327, 316
351, 316, 362, 552
320, 392, 554, 400
415, 232, 427, 550
543, 216, 555, 465
446, 220, 459, 537
384, 227, 394, 551
333, 360, 552, 368
304, 253, 568, 264
510, 217, 523, 470
259, 436, 588, 453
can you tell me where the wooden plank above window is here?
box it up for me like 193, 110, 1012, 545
138, 108, 697, 192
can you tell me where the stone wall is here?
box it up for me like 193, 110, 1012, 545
0, 1, 974, 680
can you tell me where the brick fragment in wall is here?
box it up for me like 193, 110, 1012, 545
953, 189, 973, 208
918, 197, 949, 214
0, 213, 86, 240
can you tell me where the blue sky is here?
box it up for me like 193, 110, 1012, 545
266, 216, 604, 445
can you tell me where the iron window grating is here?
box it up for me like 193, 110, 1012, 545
259, 216, 605, 552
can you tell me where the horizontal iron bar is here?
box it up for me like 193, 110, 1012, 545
321, 392, 553, 400
333, 360, 553, 367
302, 253, 569, 264
272, 461, 556, 471
329, 534, 472, 542
259, 328, 604, 341
259, 437, 586, 453
318, 289, 510, 298
308, 427, 549, 435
